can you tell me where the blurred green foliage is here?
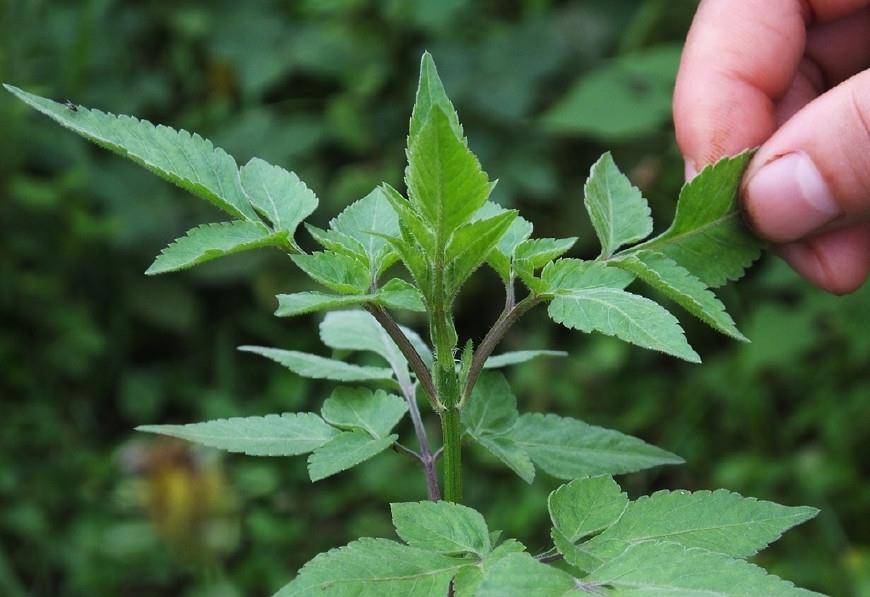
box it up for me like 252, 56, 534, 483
1, 1, 867, 595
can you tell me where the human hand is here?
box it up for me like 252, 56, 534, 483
674, 0, 870, 294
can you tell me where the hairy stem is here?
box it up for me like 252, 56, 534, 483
440, 404, 462, 502
366, 305, 440, 409
463, 294, 542, 402
402, 382, 440, 500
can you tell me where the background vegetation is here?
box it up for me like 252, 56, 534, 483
1, 1, 867, 595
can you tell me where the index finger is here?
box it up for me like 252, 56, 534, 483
674, 0, 809, 171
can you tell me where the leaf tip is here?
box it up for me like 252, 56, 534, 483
135, 425, 161, 434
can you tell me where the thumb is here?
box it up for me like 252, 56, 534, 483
742, 70, 870, 244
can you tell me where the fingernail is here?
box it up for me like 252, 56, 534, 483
684, 159, 698, 181
744, 151, 840, 242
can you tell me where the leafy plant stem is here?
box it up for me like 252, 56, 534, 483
401, 382, 441, 500
440, 404, 463, 502
391, 441, 421, 461
366, 304, 440, 409
462, 294, 542, 404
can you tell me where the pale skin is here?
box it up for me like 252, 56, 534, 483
674, 0, 870, 294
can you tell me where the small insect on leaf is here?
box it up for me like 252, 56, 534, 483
63, 99, 78, 112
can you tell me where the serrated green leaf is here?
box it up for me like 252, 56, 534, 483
453, 540, 526, 597
580, 489, 819, 564
409, 52, 463, 143
541, 259, 634, 294
630, 151, 760, 287
612, 250, 747, 341
507, 413, 683, 480
291, 251, 371, 294
274, 292, 371, 318
462, 372, 518, 436
307, 431, 397, 482
136, 413, 338, 456
240, 157, 317, 239
329, 187, 401, 276
446, 210, 517, 294
547, 286, 700, 362
474, 202, 534, 281
584, 152, 652, 257
381, 183, 436, 254
549, 476, 628, 543
474, 434, 536, 484
239, 346, 395, 383
461, 373, 535, 483
321, 387, 407, 439
275, 537, 469, 597
391, 501, 491, 556
551, 528, 600, 573
585, 541, 821, 596
306, 224, 368, 261
146, 221, 284, 275
379, 231, 432, 299
5, 85, 259, 221
476, 552, 579, 597
273, 279, 423, 318
515, 237, 578, 270
406, 107, 493, 249
483, 350, 567, 369
376, 278, 426, 311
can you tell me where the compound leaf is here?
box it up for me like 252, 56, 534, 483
136, 413, 338, 457
548, 476, 628, 543
585, 541, 821, 596
507, 413, 683, 480
5, 85, 259, 221
146, 221, 285, 275
307, 431, 397, 482
240, 157, 317, 239
391, 501, 491, 556
612, 250, 747, 341
630, 151, 759, 287
239, 346, 395, 383
483, 350, 567, 369
547, 287, 700, 363
581, 489, 819, 564
321, 387, 407, 439
275, 537, 469, 597
584, 152, 652, 257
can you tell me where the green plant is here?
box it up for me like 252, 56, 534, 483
5, 52, 822, 596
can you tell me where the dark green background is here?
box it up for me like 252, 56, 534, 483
1, 1, 868, 595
